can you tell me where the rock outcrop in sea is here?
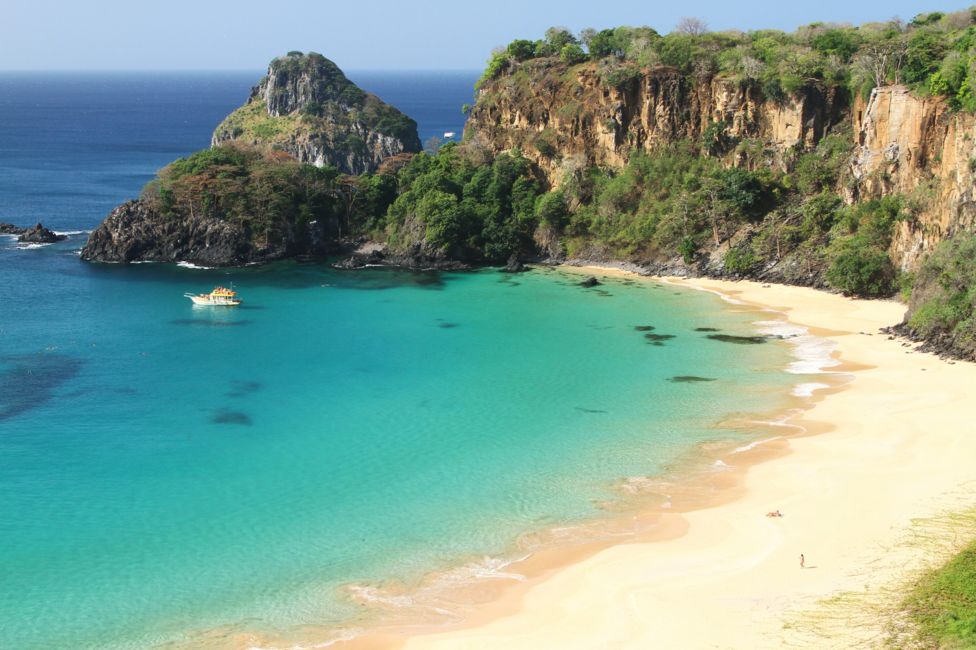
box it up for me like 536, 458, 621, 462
211, 52, 421, 174
18, 223, 65, 243
81, 201, 254, 265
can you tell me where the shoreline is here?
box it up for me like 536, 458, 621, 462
175, 267, 838, 650
332, 269, 976, 649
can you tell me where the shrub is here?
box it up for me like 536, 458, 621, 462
560, 43, 588, 65
826, 235, 896, 296
507, 39, 537, 61
724, 245, 761, 274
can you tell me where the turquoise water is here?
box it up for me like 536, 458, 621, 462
0, 239, 799, 648
0, 71, 803, 648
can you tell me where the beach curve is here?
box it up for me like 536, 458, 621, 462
363, 274, 976, 649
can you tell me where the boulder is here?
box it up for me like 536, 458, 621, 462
18, 223, 65, 243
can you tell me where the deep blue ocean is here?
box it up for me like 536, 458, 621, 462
0, 71, 803, 648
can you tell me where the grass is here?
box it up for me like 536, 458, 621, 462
777, 500, 976, 649
901, 540, 976, 648
214, 100, 298, 142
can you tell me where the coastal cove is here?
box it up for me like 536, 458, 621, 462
5, 19, 976, 644
0, 247, 819, 649
341, 271, 976, 650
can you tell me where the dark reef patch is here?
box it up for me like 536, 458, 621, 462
227, 380, 262, 398
634, 325, 655, 332
437, 322, 458, 329
211, 409, 252, 426
644, 333, 676, 344
575, 407, 608, 414
668, 375, 718, 383
0, 353, 84, 422
594, 289, 612, 297
579, 277, 601, 288
706, 334, 768, 344
694, 327, 721, 332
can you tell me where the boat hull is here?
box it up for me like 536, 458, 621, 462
187, 295, 241, 306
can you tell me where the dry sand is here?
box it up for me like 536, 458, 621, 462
388, 274, 976, 649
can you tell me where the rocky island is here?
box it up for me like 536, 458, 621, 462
1, 222, 66, 243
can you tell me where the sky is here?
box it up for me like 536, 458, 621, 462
2, 0, 968, 71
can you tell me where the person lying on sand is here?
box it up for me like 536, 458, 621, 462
765, 510, 783, 517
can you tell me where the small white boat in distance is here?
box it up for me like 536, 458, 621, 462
443, 131, 456, 138
184, 286, 242, 306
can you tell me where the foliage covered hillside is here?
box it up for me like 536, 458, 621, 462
904, 234, 976, 359
481, 9, 976, 109
140, 145, 396, 250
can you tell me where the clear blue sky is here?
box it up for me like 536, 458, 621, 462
3, 0, 967, 71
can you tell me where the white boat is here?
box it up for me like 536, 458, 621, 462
184, 286, 242, 306
443, 131, 456, 138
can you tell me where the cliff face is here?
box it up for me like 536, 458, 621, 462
851, 85, 976, 271
212, 53, 421, 174
81, 201, 256, 265
80, 199, 345, 266
466, 60, 847, 186
467, 61, 976, 273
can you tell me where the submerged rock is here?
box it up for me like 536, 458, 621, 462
668, 375, 718, 383
579, 276, 601, 288
644, 333, 676, 344
211, 409, 252, 426
502, 254, 529, 273
705, 334, 768, 344
634, 325, 655, 331
18, 223, 65, 243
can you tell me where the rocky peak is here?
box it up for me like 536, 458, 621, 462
259, 52, 363, 117
212, 52, 421, 175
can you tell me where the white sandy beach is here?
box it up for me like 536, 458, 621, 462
381, 275, 976, 649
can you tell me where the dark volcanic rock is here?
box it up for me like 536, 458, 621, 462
18, 223, 65, 243
706, 334, 768, 345
579, 276, 601, 288
0, 223, 26, 235
80, 200, 257, 266
333, 242, 471, 271
502, 254, 529, 273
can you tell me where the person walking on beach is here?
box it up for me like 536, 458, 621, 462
799, 553, 805, 569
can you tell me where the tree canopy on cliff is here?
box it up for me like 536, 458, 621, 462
479, 8, 976, 109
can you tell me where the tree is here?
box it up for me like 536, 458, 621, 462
506, 39, 537, 61
424, 136, 443, 154
675, 17, 709, 36
584, 29, 618, 58
560, 43, 588, 65
543, 27, 578, 54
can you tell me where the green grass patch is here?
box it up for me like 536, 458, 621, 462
901, 539, 976, 647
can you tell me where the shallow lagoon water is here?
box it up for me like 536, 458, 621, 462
0, 246, 802, 647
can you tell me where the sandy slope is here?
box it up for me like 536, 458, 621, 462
396, 276, 976, 649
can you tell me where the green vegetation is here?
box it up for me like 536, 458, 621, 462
906, 233, 976, 357
381, 142, 543, 261
141, 145, 395, 247
901, 537, 976, 645
479, 10, 976, 107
